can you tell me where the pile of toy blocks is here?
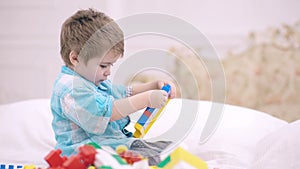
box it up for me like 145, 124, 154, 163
23, 143, 207, 169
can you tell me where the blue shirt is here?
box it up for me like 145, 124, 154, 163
51, 66, 134, 156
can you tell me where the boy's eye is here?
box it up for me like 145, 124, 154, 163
99, 63, 113, 68
99, 65, 108, 68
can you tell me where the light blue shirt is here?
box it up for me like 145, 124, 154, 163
51, 66, 134, 156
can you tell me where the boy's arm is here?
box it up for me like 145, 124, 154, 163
131, 80, 176, 99
111, 90, 168, 121
131, 81, 158, 95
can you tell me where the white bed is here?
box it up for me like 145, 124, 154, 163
0, 98, 299, 169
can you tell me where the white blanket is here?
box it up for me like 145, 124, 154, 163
0, 99, 298, 168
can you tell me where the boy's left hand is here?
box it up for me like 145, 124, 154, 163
157, 80, 176, 99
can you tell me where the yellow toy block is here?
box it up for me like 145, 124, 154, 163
116, 145, 128, 154
23, 165, 36, 169
157, 147, 207, 169
133, 84, 171, 138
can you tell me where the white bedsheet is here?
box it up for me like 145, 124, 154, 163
143, 99, 290, 168
0, 98, 298, 168
0, 99, 55, 166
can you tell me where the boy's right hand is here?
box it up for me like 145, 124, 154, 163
147, 90, 168, 108
112, 89, 168, 121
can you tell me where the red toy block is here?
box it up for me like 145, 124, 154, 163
63, 156, 86, 169
78, 145, 97, 166
119, 151, 143, 164
44, 145, 97, 169
44, 149, 67, 167
48, 167, 65, 169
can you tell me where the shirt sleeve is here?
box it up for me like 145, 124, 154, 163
111, 84, 128, 99
61, 86, 113, 135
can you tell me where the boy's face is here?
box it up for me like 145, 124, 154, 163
74, 50, 121, 85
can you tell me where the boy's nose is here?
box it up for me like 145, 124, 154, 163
104, 68, 111, 76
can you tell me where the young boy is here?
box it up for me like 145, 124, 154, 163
51, 8, 176, 165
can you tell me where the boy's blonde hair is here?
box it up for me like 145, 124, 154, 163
60, 8, 124, 66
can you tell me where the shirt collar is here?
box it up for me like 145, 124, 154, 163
61, 66, 109, 91
61, 65, 77, 76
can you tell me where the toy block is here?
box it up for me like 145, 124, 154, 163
44, 149, 67, 167
134, 84, 171, 138
78, 145, 97, 166
116, 145, 143, 165
23, 165, 36, 169
158, 147, 207, 169
62, 156, 85, 169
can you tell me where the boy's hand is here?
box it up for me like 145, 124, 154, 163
147, 90, 168, 108
157, 80, 176, 99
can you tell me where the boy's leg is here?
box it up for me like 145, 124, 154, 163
129, 140, 172, 166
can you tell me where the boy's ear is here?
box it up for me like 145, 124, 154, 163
69, 50, 79, 66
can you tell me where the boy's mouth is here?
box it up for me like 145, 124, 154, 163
97, 79, 106, 84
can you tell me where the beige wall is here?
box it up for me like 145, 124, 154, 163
0, 0, 299, 104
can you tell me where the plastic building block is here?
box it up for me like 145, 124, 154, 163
62, 145, 96, 169
62, 156, 86, 169
23, 165, 36, 169
44, 149, 67, 167
116, 145, 143, 165
115, 145, 128, 154
78, 145, 97, 166
86, 142, 102, 149
87, 166, 97, 169
133, 84, 171, 138
0, 164, 23, 169
98, 166, 113, 169
44, 145, 97, 169
119, 151, 143, 165
157, 147, 207, 169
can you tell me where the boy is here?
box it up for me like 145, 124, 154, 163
51, 8, 176, 165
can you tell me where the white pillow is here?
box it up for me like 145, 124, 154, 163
0, 99, 56, 166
